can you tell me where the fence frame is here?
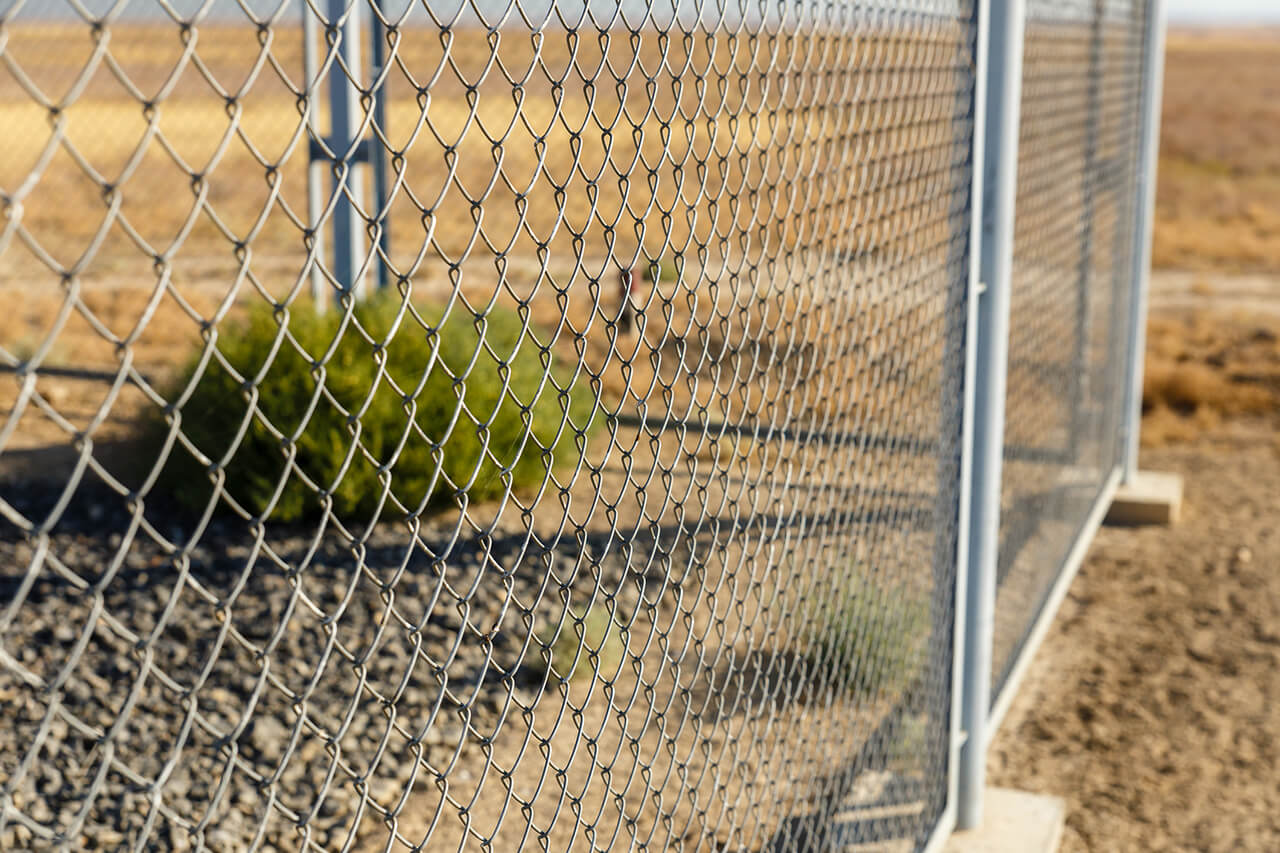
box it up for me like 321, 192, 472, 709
954, 0, 1167, 834
920, 1, 992, 849
955, 0, 1024, 831
0, 0, 1170, 846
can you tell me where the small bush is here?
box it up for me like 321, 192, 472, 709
888, 712, 930, 770
641, 257, 680, 285
806, 574, 928, 698
538, 605, 625, 684
154, 295, 593, 521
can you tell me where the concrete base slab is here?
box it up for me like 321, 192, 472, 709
1105, 470, 1183, 526
944, 788, 1066, 853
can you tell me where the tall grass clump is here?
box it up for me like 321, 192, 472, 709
806, 573, 929, 698
153, 295, 594, 522
535, 604, 626, 685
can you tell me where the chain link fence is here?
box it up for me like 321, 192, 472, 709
0, 0, 1167, 849
1, 0, 980, 850
992, 0, 1151, 705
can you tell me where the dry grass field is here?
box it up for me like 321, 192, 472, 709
1137, 29, 1280, 447
0, 20, 967, 456
1152, 29, 1280, 273
0, 20, 968, 276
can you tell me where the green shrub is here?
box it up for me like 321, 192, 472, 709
537, 605, 625, 684
806, 574, 928, 698
641, 257, 680, 285
154, 295, 594, 521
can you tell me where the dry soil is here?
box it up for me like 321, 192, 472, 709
988, 289, 1280, 852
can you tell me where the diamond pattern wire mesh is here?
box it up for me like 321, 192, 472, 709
991, 0, 1149, 698
0, 0, 976, 850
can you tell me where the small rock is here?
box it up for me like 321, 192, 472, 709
165, 769, 191, 800
1187, 629, 1215, 662
249, 714, 290, 754
94, 828, 126, 847
29, 798, 53, 824
168, 822, 193, 852
370, 778, 402, 804
298, 737, 327, 764
1234, 733, 1259, 765
35, 765, 63, 796
423, 721, 462, 747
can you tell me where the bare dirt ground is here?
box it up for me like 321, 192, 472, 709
987, 280, 1280, 852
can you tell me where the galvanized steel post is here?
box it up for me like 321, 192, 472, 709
303, 6, 327, 308
325, 0, 368, 300
957, 0, 1025, 831
931, 3, 991, 846
1121, 0, 1168, 481
369, 0, 392, 292
1069, 0, 1107, 459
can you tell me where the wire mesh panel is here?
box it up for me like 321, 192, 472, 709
991, 0, 1150, 699
0, 0, 977, 850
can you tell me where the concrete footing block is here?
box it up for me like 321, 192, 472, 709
944, 788, 1066, 853
1105, 470, 1183, 526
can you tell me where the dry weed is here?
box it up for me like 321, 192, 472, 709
1140, 311, 1280, 446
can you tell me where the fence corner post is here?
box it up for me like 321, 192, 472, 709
325, 0, 369, 301
957, 0, 1026, 832
1120, 0, 1169, 482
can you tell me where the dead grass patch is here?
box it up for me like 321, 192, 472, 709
1140, 310, 1280, 446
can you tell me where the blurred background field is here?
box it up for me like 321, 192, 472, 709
1153, 30, 1280, 274
1135, 28, 1280, 450
0, 17, 964, 457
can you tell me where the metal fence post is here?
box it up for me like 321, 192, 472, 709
325, 0, 368, 300
369, 0, 392, 292
957, 0, 1025, 831
1069, 1, 1107, 459
303, 6, 327, 308
933, 6, 991, 843
1120, 0, 1168, 481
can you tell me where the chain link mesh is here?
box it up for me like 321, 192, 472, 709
992, 0, 1150, 698
1, 0, 977, 850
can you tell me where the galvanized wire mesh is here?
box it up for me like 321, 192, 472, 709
0, 1, 977, 850
992, 0, 1150, 698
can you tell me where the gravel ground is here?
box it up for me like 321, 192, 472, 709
0, 483, 589, 851
989, 416, 1280, 851
0, 445, 943, 852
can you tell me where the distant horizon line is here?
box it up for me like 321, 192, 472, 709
1168, 20, 1280, 29
1169, 14, 1280, 25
